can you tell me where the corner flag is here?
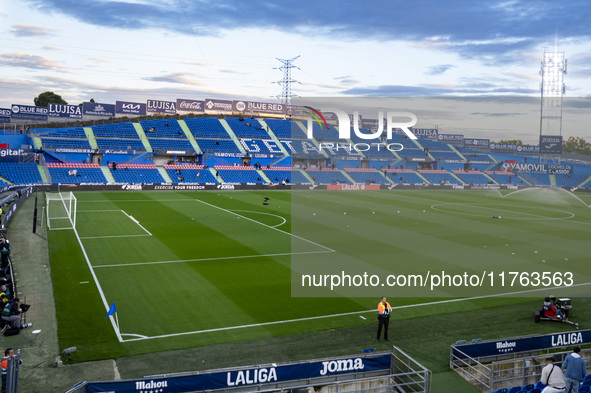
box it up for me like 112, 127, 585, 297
105, 302, 117, 318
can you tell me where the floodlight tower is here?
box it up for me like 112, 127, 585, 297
275, 56, 301, 107
538, 47, 567, 164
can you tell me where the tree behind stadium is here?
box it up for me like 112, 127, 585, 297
34, 91, 67, 107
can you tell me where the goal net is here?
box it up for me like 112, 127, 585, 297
46, 192, 77, 230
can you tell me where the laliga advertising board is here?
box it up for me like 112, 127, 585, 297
84, 355, 391, 392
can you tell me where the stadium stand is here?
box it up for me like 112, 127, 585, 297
485, 171, 523, 185
95, 138, 146, 151
215, 165, 266, 184
305, 169, 351, 184
384, 169, 424, 184
41, 137, 92, 150
554, 174, 590, 188
453, 171, 493, 185
344, 168, 391, 184
109, 164, 165, 183
263, 119, 305, 139
140, 119, 184, 138
164, 164, 217, 183
520, 172, 551, 186
262, 167, 300, 184
416, 138, 453, 151
195, 139, 242, 155
184, 117, 230, 139
92, 123, 138, 139
0, 162, 43, 184
239, 138, 284, 156
430, 151, 463, 161
280, 139, 324, 157
47, 163, 107, 184
37, 127, 87, 138
419, 170, 463, 185
225, 118, 270, 139
148, 138, 195, 152
398, 148, 430, 159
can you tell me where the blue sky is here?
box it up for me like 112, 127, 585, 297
0, 0, 590, 140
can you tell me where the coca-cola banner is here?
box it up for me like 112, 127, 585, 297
176, 99, 204, 113
233, 100, 285, 115
147, 99, 176, 114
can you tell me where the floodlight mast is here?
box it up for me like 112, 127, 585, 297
539, 47, 567, 164
275, 56, 301, 108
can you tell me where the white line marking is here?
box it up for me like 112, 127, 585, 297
120, 281, 591, 342
230, 209, 287, 228
195, 198, 334, 252
121, 210, 152, 236
430, 203, 575, 220
120, 333, 149, 339
59, 194, 122, 342
79, 281, 89, 284
78, 210, 122, 212
93, 250, 334, 268
80, 234, 153, 240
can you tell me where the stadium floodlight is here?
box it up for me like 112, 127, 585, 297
539, 47, 567, 164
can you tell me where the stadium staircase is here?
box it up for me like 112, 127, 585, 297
83, 127, 98, 149
100, 166, 115, 183
219, 119, 248, 155
483, 172, 497, 184
256, 168, 271, 183
379, 171, 394, 184
157, 166, 172, 183
341, 170, 356, 184
576, 176, 591, 188
415, 171, 430, 184
32, 136, 42, 150
300, 169, 315, 184
258, 119, 290, 156
516, 173, 534, 185
450, 172, 466, 184
37, 154, 51, 183
449, 144, 466, 160
177, 120, 203, 154
132, 123, 153, 152
209, 168, 224, 182
549, 174, 556, 186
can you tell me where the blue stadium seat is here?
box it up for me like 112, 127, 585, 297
195, 139, 242, 154
520, 383, 533, 392
533, 382, 545, 390
110, 164, 164, 183
385, 172, 424, 185
96, 138, 146, 151
0, 162, 43, 184
216, 166, 266, 184
346, 170, 390, 184
455, 173, 491, 185
92, 123, 138, 138
508, 386, 521, 393
493, 389, 507, 393
306, 170, 351, 184
264, 118, 305, 139
455, 340, 467, 345
165, 165, 217, 184
579, 385, 591, 393
140, 119, 183, 138
184, 118, 229, 139
225, 118, 270, 139
48, 164, 107, 184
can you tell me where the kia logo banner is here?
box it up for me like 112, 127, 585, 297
116, 101, 146, 115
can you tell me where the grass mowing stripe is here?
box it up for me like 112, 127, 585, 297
120, 281, 591, 342
194, 197, 335, 252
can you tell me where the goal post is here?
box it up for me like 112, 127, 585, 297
46, 192, 77, 230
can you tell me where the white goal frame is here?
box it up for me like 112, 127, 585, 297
46, 191, 77, 230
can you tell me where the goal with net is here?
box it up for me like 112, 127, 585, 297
46, 192, 77, 230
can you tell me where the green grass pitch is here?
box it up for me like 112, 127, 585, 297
47, 188, 591, 368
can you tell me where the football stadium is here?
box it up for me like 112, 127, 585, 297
1, 2, 591, 393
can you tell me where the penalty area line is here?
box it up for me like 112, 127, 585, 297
119, 281, 591, 342
93, 250, 335, 269
121, 210, 152, 236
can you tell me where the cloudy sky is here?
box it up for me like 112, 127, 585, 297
0, 0, 590, 140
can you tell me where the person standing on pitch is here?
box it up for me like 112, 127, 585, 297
376, 296, 392, 343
